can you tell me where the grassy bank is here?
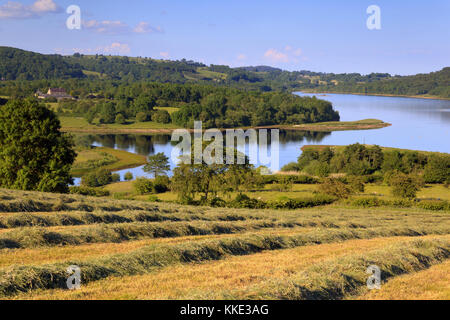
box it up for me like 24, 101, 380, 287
72, 147, 146, 177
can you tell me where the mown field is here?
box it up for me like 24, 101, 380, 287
0, 188, 448, 300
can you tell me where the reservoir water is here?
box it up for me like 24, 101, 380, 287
74, 93, 450, 183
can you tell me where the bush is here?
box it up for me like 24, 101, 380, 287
148, 195, 161, 202
153, 176, 170, 193
111, 173, 121, 183
348, 176, 365, 193
136, 112, 149, 123
423, 155, 450, 183
69, 186, 110, 197
266, 195, 336, 209
152, 110, 171, 124
229, 194, 265, 209
81, 169, 112, 187
390, 173, 422, 199
261, 174, 318, 185
319, 178, 352, 199
133, 178, 154, 195
124, 172, 133, 181
416, 200, 450, 211
115, 113, 126, 124
350, 197, 413, 208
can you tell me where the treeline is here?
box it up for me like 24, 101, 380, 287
284, 144, 449, 184
2, 47, 448, 98
315, 68, 450, 98
52, 82, 340, 128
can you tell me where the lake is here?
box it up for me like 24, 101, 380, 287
74, 93, 450, 183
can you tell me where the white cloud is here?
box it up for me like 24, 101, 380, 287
0, 0, 61, 19
31, 0, 59, 13
160, 51, 169, 58
82, 20, 163, 35
264, 49, 289, 63
82, 20, 129, 34
264, 46, 304, 64
72, 42, 131, 55
133, 22, 164, 34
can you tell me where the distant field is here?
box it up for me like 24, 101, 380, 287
105, 181, 450, 203
1, 188, 447, 300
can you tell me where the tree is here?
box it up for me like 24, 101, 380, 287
423, 155, 450, 183
0, 99, 76, 193
390, 173, 422, 199
124, 172, 134, 181
136, 112, 149, 123
143, 153, 170, 177
152, 110, 171, 124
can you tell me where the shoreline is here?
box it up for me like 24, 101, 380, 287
298, 90, 450, 101
62, 119, 391, 135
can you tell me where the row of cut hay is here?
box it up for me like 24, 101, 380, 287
1, 227, 449, 297
219, 239, 450, 300
0, 220, 309, 249
0, 210, 260, 230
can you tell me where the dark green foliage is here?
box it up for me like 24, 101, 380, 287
136, 112, 149, 123
347, 176, 365, 193
229, 194, 266, 209
133, 178, 154, 195
0, 99, 76, 193
423, 155, 450, 183
152, 110, 171, 124
115, 113, 126, 124
69, 186, 110, 197
281, 162, 300, 172
389, 173, 422, 199
319, 178, 352, 199
124, 172, 133, 181
81, 169, 112, 187
111, 173, 121, 183
143, 153, 170, 178
153, 176, 170, 193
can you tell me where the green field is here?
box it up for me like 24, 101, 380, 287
0, 188, 448, 300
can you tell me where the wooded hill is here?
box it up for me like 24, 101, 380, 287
0, 47, 449, 98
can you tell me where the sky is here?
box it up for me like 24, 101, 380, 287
0, 0, 449, 75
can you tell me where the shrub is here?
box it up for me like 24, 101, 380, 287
319, 178, 352, 199
266, 195, 336, 209
229, 194, 265, 209
390, 173, 422, 199
124, 172, 134, 181
423, 155, 450, 183
111, 173, 121, 183
81, 169, 112, 187
153, 176, 170, 194
351, 197, 383, 208
133, 178, 154, 195
115, 113, 126, 124
348, 176, 365, 193
148, 195, 161, 202
152, 110, 171, 124
69, 186, 110, 197
136, 112, 149, 123
416, 200, 450, 211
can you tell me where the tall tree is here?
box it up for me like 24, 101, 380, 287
143, 152, 170, 177
0, 99, 76, 193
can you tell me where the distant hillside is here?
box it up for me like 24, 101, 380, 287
314, 67, 450, 99
0, 47, 84, 80
0, 47, 448, 98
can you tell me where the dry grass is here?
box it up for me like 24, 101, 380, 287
357, 259, 450, 300
10, 236, 449, 300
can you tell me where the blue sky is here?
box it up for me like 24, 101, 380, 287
0, 0, 449, 75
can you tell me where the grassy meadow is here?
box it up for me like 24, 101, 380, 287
0, 188, 448, 300
72, 147, 146, 177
